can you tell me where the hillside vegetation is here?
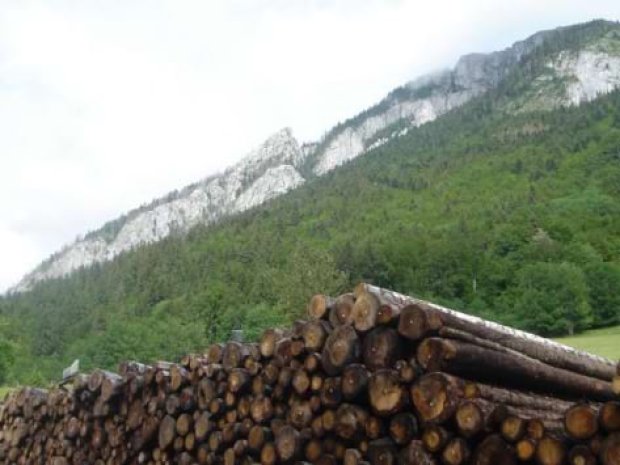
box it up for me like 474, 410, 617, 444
1, 80, 620, 386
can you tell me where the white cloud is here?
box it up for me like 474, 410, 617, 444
0, 0, 619, 291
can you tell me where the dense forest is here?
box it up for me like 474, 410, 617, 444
1, 62, 620, 387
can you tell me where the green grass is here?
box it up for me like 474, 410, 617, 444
554, 325, 620, 360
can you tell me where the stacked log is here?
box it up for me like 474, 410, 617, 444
1, 283, 619, 465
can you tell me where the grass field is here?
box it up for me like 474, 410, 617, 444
554, 325, 620, 360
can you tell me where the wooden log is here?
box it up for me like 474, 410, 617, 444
411, 372, 462, 424
471, 434, 516, 465
465, 379, 575, 412
422, 425, 452, 453
417, 337, 616, 401
568, 444, 596, 465
365, 415, 385, 440
88, 370, 118, 393
395, 359, 417, 384
527, 419, 546, 440
335, 404, 368, 441
362, 327, 401, 371
248, 425, 272, 453
260, 329, 284, 359
170, 365, 190, 392
321, 325, 361, 376
308, 295, 335, 320
388, 412, 418, 445
536, 436, 566, 465
399, 440, 436, 465
260, 442, 277, 465
366, 437, 398, 465
601, 401, 620, 432
292, 370, 311, 396
515, 438, 536, 462
100, 372, 123, 402
565, 403, 599, 440
441, 438, 470, 465
290, 400, 313, 429
455, 399, 501, 438
342, 364, 369, 401
228, 368, 251, 394
360, 282, 617, 380
368, 370, 406, 417
344, 448, 363, 465
398, 304, 442, 341
250, 395, 274, 425
305, 438, 323, 462
176, 413, 193, 437
206, 343, 224, 364
302, 320, 332, 353
600, 432, 620, 465
352, 291, 381, 332
275, 425, 302, 462
330, 294, 356, 327
501, 415, 527, 443
158, 415, 176, 451
320, 377, 343, 408
222, 342, 250, 372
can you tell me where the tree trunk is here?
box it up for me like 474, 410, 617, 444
417, 337, 616, 401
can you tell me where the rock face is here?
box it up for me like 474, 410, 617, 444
12, 128, 306, 292
11, 20, 620, 293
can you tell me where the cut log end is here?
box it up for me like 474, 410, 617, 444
352, 291, 380, 332
565, 404, 599, 440
536, 436, 566, 465
369, 369, 406, 417
600, 432, 620, 465
411, 373, 458, 424
308, 294, 334, 320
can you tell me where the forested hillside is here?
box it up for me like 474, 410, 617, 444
1, 84, 620, 387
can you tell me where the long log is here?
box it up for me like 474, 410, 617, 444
359, 282, 617, 380
416, 337, 616, 401
411, 373, 567, 429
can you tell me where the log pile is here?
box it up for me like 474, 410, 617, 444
1, 283, 619, 465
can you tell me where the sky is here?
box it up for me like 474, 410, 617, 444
0, 0, 619, 292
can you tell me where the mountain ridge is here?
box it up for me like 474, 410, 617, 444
10, 19, 620, 293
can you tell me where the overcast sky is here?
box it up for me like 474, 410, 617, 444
0, 0, 619, 292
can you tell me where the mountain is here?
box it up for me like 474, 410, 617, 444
11, 20, 620, 293
1, 20, 620, 385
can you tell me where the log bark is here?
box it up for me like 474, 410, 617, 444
417, 337, 616, 401
360, 283, 617, 380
